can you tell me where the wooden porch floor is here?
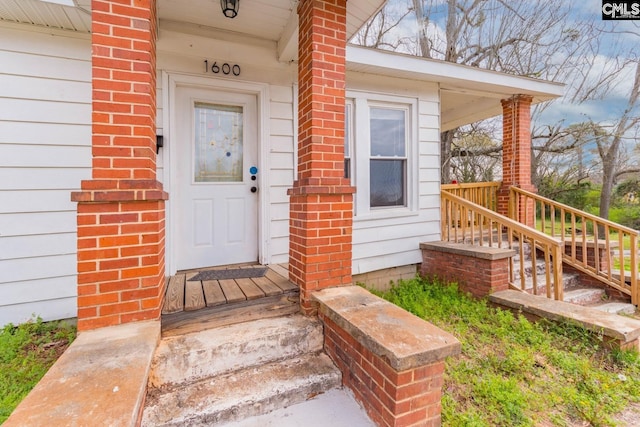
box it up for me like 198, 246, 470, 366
160, 264, 300, 336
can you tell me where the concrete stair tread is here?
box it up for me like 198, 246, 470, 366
514, 272, 580, 295
141, 351, 342, 426
149, 314, 323, 388
590, 302, 637, 315
563, 287, 606, 305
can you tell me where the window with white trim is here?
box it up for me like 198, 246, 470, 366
369, 106, 407, 208
345, 94, 416, 218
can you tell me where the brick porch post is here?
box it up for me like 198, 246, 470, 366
71, 0, 167, 331
288, 0, 355, 314
497, 94, 536, 227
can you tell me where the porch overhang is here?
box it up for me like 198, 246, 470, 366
346, 45, 566, 131
3, 0, 387, 63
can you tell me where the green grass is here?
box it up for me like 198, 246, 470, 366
0, 318, 76, 423
373, 278, 640, 426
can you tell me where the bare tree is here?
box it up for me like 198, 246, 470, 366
356, 1, 602, 183
355, 1, 638, 216
594, 61, 640, 219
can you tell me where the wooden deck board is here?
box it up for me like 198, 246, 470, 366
265, 269, 298, 292
162, 274, 186, 314
219, 279, 246, 303
236, 278, 265, 300
252, 276, 283, 296
202, 280, 226, 307
184, 274, 206, 311
162, 264, 299, 320
162, 293, 300, 337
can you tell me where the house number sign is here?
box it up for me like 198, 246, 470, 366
204, 60, 241, 76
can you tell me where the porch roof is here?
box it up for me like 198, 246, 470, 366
347, 45, 565, 131
1, 0, 386, 62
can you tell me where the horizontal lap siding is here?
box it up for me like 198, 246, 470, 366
268, 85, 295, 264
352, 83, 441, 275
0, 24, 91, 325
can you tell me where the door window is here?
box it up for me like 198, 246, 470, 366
194, 102, 243, 182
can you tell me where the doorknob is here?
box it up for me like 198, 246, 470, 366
251, 187, 257, 193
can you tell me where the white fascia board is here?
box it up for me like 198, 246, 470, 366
346, 45, 565, 102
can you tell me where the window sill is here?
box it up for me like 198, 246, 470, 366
353, 207, 419, 223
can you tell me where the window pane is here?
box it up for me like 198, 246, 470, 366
345, 103, 351, 158
370, 108, 405, 157
194, 103, 243, 182
370, 159, 405, 207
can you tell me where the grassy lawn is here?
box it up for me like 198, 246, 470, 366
374, 278, 640, 426
0, 318, 76, 423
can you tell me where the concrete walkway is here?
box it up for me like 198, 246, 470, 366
220, 388, 375, 427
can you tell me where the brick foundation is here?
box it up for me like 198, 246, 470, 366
71, 0, 166, 331
289, 0, 355, 314
420, 242, 515, 298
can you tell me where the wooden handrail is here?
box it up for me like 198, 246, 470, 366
510, 187, 639, 235
441, 182, 500, 212
510, 186, 639, 305
441, 191, 564, 300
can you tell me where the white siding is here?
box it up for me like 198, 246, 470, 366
267, 85, 295, 264
348, 75, 442, 275
0, 23, 91, 325
157, 30, 443, 275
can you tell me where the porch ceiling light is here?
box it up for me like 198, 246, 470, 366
221, 0, 239, 18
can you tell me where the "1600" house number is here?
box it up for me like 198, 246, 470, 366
204, 60, 241, 76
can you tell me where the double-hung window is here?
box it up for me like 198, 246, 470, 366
369, 106, 407, 208
345, 93, 416, 218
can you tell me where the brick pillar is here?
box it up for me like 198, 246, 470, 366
288, 0, 355, 314
498, 95, 536, 227
71, 0, 167, 331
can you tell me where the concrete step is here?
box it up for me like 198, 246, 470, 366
590, 302, 637, 315
141, 351, 342, 426
563, 287, 606, 306
512, 258, 550, 279
515, 272, 580, 296
149, 314, 323, 388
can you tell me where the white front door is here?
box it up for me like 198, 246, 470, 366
175, 86, 259, 270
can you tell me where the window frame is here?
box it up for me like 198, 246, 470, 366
344, 100, 354, 182
346, 91, 418, 220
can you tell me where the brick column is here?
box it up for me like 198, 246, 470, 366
498, 95, 536, 227
71, 0, 167, 331
288, 0, 355, 314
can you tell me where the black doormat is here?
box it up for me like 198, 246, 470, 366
188, 267, 268, 282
